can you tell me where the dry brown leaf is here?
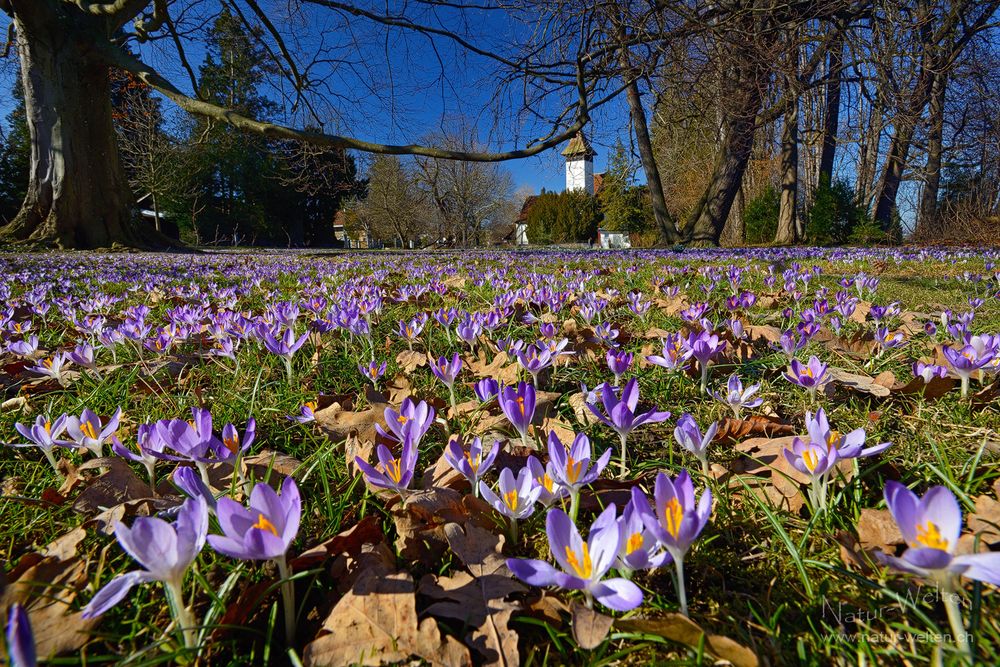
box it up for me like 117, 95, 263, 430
244, 450, 303, 480
568, 392, 600, 426
303, 570, 472, 667
857, 508, 903, 551
1, 554, 96, 659
418, 571, 523, 666
41, 527, 87, 561
746, 325, 783, 345
968, 495, 1000, 545
396, 349, 428, 373
290, 515, 385, 570
391, 488, 492, 567
827, 368, 891, 398
571, 602, 612, 650
615, 615, 759, 667
443, 522, 507, 577
72, 458, 153, 514
315, 398, 389, 443
465, 350, 519, 385
713, 416, 795, 445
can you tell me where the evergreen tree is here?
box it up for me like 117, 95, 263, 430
0, 78, 30, 225
190, 9, 281, 244
598, 139, 646, 232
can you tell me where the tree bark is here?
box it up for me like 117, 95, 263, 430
683, 69, 762, 246
816, 33, 842, 190
775, 98, 798, 244
918, 70, 947, 236
0, 3, 146, 248
622, 75, 679, 245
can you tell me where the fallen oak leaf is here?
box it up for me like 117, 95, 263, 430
571, 601, 612, 650
615, 615, 759, 667
303, 570, 472, 667
712, 415, 795, 445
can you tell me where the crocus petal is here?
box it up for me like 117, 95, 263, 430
590, 578, 644, 611
507, 558, 561, 587
81, 570, 156, 619
5, 603, 35, 667
950, 552, 1000, 586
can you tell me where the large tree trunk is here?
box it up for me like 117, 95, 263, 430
622, 75, 680, 245
918, 70, 947, 236
0, 3, 144, 248
817, 33, 843, 190
775, 98, 798, 244
683, 76, 761, 246
872, 122, 916, 231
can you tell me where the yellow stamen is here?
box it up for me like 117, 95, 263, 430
565, 456, 583, 484
80, 422, 99, 440
43, 358, 53, 369
802, 448, 821, 472
224, 435, 239, 453
664, 497, 684, 539
44, 420, 52, 434
252, 513, 279, 536
397, 414, 409, 425
564, 543, 593, 578
516, 396, 525, 416
915, 521, 949, 550
626, 532, 644, 554
504, 489, 519, 511
826, 431, 840, 451
464, 450, 480, 473
537, 474, 554, 493
383, 458, 403, 483
305, 401, 317, 412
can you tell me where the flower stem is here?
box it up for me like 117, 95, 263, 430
569, 490, 580, 525
699, 365, 709, 394
284, 358, 294, 384
961, 376, 970, 398
508, 517, 519, 545
448, 386, 456, 412
941, 583, 971, 659
197, 462, 211, 488
619, 432, 629, 480
674, 557, 688, 617
275, 554, 297, 645
165, 579, 196, 650
43, 448, 61, 480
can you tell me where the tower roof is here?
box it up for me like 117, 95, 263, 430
561, 132, 597, 158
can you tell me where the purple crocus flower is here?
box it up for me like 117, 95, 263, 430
784, 355, 829, 403
82, 497, 208, 649
877, 481, 1000, 656
112, 423, 166, 490
358, 360, 387, 387
526, 454, 569, 507
617, 493, 670, 573
645, 333, 690, 373
684, 332, 727, 393
474, 378, 500, 403
516, 344, 554, 387
633, 470, 712, 615
942, 343, 995, 397
586, 378, 670, 479
65, 407, 121, 457
173, 465, 218, 513
507, 505, 643, 611
606, 348, 633, 386
262, 327, 309, 381
355, 437, 418, 494
209, 476, 301, 642
9, 414, 74, 475
68, 343, 101, 378
673, 414, 718, 476
711, 373, 763, 418
912, 362, 948, 385
27, 352, 70, 386
209, 476, 301, 561
215, 418, 257, 466
431, 353, 463, 408
287, 401, 317, 424
547, 431, 611, 521
444, 436, 499, 498
5, 603, 35, 667
480, 466, 541, 542
7, 335, 39, 359
499, 382, 536, 448
151, 408, 226, 484
375, 398, 435, 449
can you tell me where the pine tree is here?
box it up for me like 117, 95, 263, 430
598, 139, 646, 232
0, 78, 30, 225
